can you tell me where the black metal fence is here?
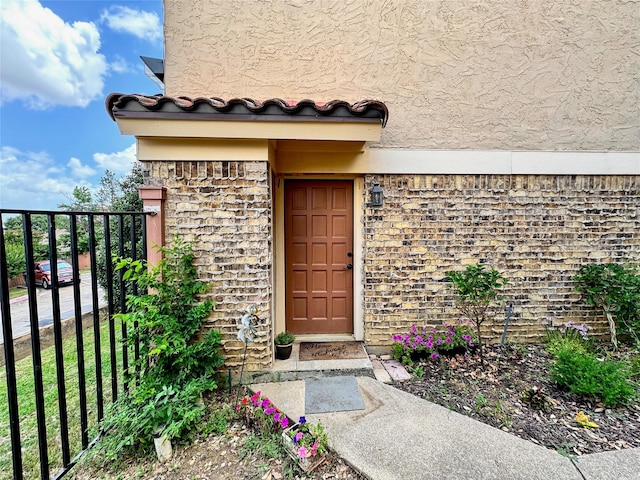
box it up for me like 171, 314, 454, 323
0, 209, 148, 480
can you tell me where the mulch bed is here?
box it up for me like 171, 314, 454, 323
394, 343, 640, 456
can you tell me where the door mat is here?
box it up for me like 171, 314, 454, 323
299, 341, 367, 361
305, 376, 365, 414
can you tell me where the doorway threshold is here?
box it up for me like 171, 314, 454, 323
251, 342, 374, 384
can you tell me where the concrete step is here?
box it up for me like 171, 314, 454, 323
248, 342, 375, 384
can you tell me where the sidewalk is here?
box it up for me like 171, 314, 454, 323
251, 376, 640, 480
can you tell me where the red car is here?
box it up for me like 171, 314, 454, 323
34, 260, 75, 289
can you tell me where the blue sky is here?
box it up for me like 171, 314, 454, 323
0, 0, 164, 211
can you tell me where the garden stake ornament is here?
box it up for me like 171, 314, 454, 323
235, 305, 259, 406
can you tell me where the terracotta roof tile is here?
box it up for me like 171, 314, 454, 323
105, 94, 388, 127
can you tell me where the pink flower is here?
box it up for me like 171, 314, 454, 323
274, 413, 281, 422
280, 417, 289, 429
264, 407, 276, 415
293, 431, 304, 444
297, 446, 308, 458
310, 441, 319, 456
262, 399, 270, 408
250, 391, 261, 401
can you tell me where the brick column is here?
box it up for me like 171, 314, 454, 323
138, 186, 166, 267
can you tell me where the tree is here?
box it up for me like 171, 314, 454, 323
58, 186, 98, 212
2, 215, 50, 276
446, 263, 508, 364
96, 170, 119, 210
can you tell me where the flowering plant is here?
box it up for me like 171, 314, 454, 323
285, 416, 328, 459
542, 318, 593, 355
391, 319, 478, 365
236, 390, 290, 434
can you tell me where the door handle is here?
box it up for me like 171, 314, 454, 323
344, 263, 353, 270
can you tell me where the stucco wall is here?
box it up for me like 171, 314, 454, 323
362, 173, 640, 346
164, 0, 639, 151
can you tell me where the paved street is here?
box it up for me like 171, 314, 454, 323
0, 273, 107, 343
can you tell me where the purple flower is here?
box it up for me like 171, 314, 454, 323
281, 417, 289, 429
293, 431, 304, 444
299, 416, 307, 425
264, 407, 276, 415
262, 399, 270, 408
425, 341, 433, 349
431, 352, 439, 359
273, 413, 281, 422
462, 334, 471, 341
445, 337, 452, 344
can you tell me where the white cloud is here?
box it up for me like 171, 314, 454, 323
0, 1, 108, 109
101, 6, 162, 43
93, 144, 136, 175
109, 55, 132, 74
0, 146, 85, 210
68, 157, 97, 178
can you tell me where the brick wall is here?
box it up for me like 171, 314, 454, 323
362, 174, 640, 347
145, 160, 273, 370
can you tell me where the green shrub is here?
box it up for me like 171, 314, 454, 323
4, 242, 25, 279
550, 344, 637, 407
446, 263, 507, 362
574, 263, 640, 348
93, 240, 224, 463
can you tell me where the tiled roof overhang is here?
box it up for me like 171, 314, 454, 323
105, 94, 388, 127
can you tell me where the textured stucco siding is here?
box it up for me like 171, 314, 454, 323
144, 160, 274, 369
362, 174, 640, 346
164, 0, 640, 151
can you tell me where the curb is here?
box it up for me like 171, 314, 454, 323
9, 294, 28, 304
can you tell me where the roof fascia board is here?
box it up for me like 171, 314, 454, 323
116, 117, 383, 142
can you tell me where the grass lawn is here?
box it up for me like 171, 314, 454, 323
8, 286, 27, 300
0, 318, 126, 480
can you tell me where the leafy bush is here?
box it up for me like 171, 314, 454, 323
550, 344, 637, 407
446, 263, 507, 362
94, 240, 224, 462
4, 242, 26, 279
574, 263, 640, 348
391, 320, 478, 365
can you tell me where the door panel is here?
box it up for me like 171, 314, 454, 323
285, 180, 353, 334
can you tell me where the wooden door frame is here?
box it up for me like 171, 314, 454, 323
273, 175, 364, 342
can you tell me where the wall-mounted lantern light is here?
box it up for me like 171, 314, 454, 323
370, 182, 383, 207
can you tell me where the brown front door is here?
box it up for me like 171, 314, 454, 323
285, 180, 353, 334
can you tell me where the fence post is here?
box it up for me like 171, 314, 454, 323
137, 186, 166, 266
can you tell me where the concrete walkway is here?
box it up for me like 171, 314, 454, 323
251, 376, 640, 480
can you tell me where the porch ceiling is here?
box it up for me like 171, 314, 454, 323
105, 94, 388, 142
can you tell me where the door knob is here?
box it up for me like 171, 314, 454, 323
344, 263, 353, 270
